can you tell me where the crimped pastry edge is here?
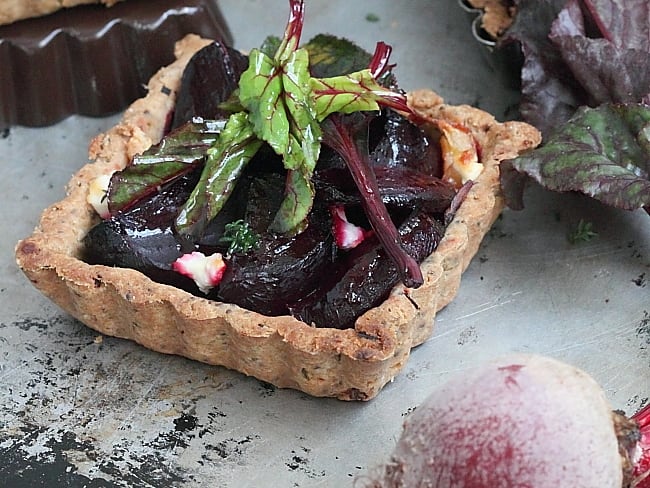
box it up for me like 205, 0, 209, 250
15, 34, 541, 400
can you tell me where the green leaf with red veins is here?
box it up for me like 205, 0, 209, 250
108, 120, 222, 214
311, 64, 427, 124
303, 34, 373, 79
281, 48, 321, 173
239, 41, 321, 233
502, 103, 650, 214
310, 70, 382, 120
270, 169, 314, 234
109, 161, 190, 215
175, 112, 262, 237
271, 48, 322, 232
238, 48, 288, 156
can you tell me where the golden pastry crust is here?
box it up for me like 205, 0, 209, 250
15, 34, 541, 400
0, 0, 124, 26
467, 0, 516, 40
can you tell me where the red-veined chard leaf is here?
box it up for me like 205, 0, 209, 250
303, 34, 372, 78
175, 112, 262, 237
311, 70, 383, 119
501, 0, 650, 136
238, 49, 288, 156
502, 103, 650, 215
107, 119, 224, 214
581, 0, 650, 51
260, 36, 282, 58
548, 0, 650, 107
237, 0, 321, 233
310, 41, 424, 124
500, 0, 584, 136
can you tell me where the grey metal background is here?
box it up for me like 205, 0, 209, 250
1, 1, 648, 486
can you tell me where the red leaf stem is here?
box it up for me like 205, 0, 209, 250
322, 114, 424, 288
368, 41, 395, 79
276, 0, 306, 58
632, 403, 650, 488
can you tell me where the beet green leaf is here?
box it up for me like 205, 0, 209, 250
501, 0, 650, 137
503, 104, 650, 214
237, 0, 321, 233
303, 34, 372, 78
107, 120, 223, 214
175, 112, 262, 237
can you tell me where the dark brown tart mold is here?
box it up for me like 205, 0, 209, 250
0, 0, 230, 130
15, 35, 541, 400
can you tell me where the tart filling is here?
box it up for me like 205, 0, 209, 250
80, 3, 485, 330
16, 6, 541, 399
81, 47, 452, 329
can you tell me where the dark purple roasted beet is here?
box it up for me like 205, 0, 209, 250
170, 40, 248, 130
288, 211, 445, 329
216, 173, 336, 316
314, 165, 456, 213
371, 108, 443, 175
83, 167, 249, 293
217, 208, 336, 316
83, 170, 200, 288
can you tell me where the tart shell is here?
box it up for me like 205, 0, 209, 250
15, 35, 541, 400
0, 0, 124, 26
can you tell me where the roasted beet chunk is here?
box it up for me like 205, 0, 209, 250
288, 211, 444, 329
371, 108, 443, 175
171, 41, 249, 130
218, 207, 336, 316
83, 168, 248, 293
314, 165, 456, 213
83, 171, 199, 288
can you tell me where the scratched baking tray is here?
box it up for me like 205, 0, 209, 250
1, 1, 648, 486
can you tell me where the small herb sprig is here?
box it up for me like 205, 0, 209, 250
219, 220, 260, 255
568, 219, 598, 244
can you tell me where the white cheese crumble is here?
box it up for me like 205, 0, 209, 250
172, 251, 226, 294
438, 120, 483, 187
87, 172, 114, 218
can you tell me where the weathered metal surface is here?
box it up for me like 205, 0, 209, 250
1, 1, 648, 486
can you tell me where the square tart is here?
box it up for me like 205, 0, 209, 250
16, 34, 540, 400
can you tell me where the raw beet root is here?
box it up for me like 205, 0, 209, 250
364, 354, 646, 488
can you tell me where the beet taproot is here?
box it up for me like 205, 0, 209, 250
364, 354, 649, 488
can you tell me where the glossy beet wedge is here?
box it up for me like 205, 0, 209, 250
16, 28, 540, 398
